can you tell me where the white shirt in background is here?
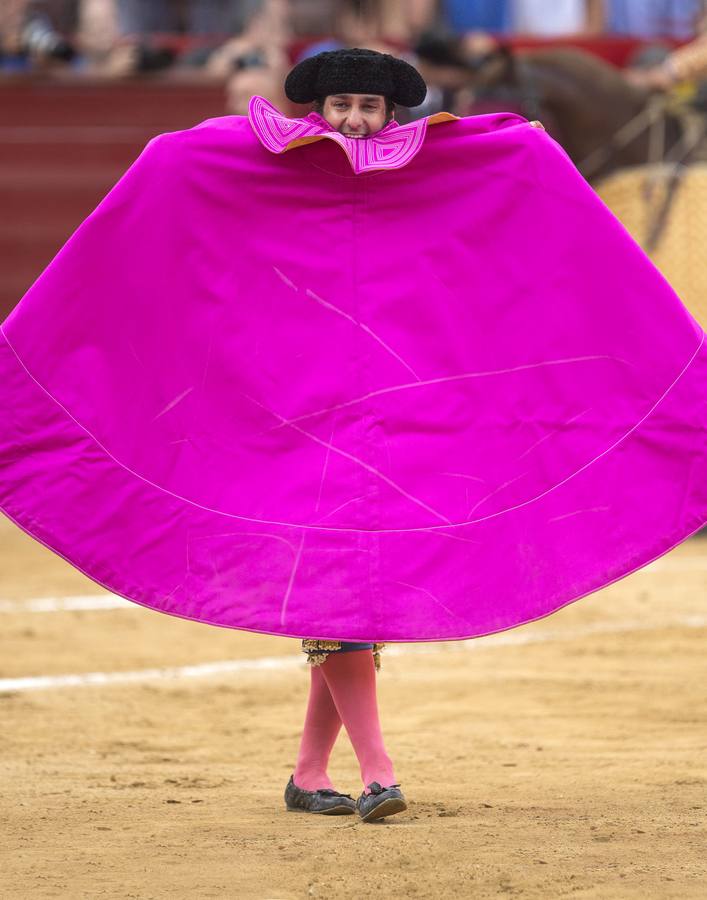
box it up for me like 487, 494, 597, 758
510, 0, 588, 35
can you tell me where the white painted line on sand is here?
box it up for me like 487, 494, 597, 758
0, 593, 131, 613
1, 615, 704, 694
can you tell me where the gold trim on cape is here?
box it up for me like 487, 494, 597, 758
301, 639, 386, 672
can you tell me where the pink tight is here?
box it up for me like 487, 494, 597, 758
293, 649, 397, 794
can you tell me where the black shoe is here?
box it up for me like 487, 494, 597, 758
356, 781, 408, 822
284, 775, 356, 815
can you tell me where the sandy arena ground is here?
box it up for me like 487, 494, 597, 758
0, 514, 705, 899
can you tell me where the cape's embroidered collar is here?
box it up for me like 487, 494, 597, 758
248, 95, 458, 174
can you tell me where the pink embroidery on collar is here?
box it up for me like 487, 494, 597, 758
248, 94, 452, 174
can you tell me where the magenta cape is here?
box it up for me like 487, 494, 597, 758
1, 96, 706, 642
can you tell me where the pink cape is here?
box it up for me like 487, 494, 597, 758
1, 96, 705, 642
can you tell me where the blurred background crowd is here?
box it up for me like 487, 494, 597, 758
2, 1, 707, 116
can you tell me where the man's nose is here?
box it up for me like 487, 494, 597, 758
347, 109, 363, 128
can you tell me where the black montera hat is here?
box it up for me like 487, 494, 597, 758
284, 47, 427, 108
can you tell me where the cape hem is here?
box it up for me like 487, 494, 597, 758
1, 487, 704, 646
1, 326, 705, 642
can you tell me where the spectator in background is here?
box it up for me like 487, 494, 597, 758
425, 0, 605, 38
287, 0, 436, 57
115, 0, 261, 38
103, 0, 263, 75
1, 0, 77, 69
209, 0, 291, 111
0, 1, 32, 63
77, 0, 119, 65
623, 4, 707, 90
510, 0, 605, 36
332, 0, 436, 47
208, 0, 289, 98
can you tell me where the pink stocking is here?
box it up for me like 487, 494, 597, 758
320, 649, 397, 793
292, 663, 343, 791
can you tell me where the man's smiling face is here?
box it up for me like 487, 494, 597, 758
321, 93, 390, 137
